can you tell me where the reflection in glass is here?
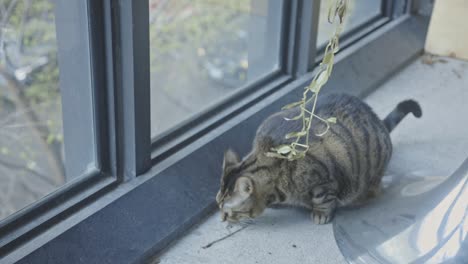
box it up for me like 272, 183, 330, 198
149, 0, 282, 136
334, 163, 468, 264
317, 0, 382, 47
0, 0, 65, 220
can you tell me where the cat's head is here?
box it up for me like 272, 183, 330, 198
215, 149, 270, 223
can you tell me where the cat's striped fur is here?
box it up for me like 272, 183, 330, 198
216, 93, 422, 224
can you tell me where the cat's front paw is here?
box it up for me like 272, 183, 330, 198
311, 211, 333, 225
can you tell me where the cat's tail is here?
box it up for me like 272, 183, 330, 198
383, 100, 422, 132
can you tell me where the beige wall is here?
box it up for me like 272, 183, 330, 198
425, 0, 468, 60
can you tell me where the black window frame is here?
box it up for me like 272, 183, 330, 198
0, 0, 117, 256
0, 0, 432, 263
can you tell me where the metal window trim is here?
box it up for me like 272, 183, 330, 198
54, 0, 98, 180
315, 16, 390, 63
150, 0, 296, 158
3, 13, 430, 263
111, 0, 152, 179
316, 14, 388, 56
0, 0, 123, 257
151, 72, 291, 163
292, 0, 321, 76
0, 0, 154, 256
316, 0, 412, 58
385, 0, 412, 18
0, 170, 116, 258
150, 0, 397, 161
149, 0, 323, 162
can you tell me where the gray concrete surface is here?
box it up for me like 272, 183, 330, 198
155, 56, 468, 264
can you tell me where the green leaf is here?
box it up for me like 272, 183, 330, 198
281, 101, 303, 110
323, 52, 334, 65
27, 161, 36, 170
308, 81, 317, 92
274, 145, 292, 155
47, 134, 55, 144
284, 114, 303, 121
56, 134, 64, 143
285, 131, 307, 139
309, 84, 319, 93
327, 117, 337, 123
316, 70, 329, 86
316, 124, 330, 137
289, 152, 305, 161
20, 152, 27, 159
1, 147, 9, 155
265, 152, 289, 159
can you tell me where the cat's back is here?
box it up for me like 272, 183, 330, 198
255, 93, 388, 146
315, 94, 383, 127
254, 93, 392, 205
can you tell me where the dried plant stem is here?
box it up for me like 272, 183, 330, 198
266, 0, 349, 161
202, 225, 248, 249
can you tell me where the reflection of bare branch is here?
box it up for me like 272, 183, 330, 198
0, 101, 55, 128
0, 66, 65, 185
17, 181, 43, 199
0, 0, 62, 220
17, 0, 31, 52
0, 104, 40, 126
5, 171, 15, 206
0, 3, 6, 17
0, 129, 27, 142
2, 122, 50, 129
0, 0, 18, 26
150, 0, 171, 23
0, 157, 55, 186
160, 86, 193, 112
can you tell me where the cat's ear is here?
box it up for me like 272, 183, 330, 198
236, 177, 254, 197
223, 149, 240, 169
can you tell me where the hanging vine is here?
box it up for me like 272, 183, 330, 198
266, 0, 349, 161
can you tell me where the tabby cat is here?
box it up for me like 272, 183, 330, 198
216, 93, 421, 224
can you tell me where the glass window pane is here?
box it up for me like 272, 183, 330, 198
317, 0, 382, 47
149, 0, 283, 137
1, 0, 71, 221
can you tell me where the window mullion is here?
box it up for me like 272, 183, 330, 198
383, 0, 411, 18
55, 0, 97, 179
110, 0, 151, 179
294, 0, 321, 76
